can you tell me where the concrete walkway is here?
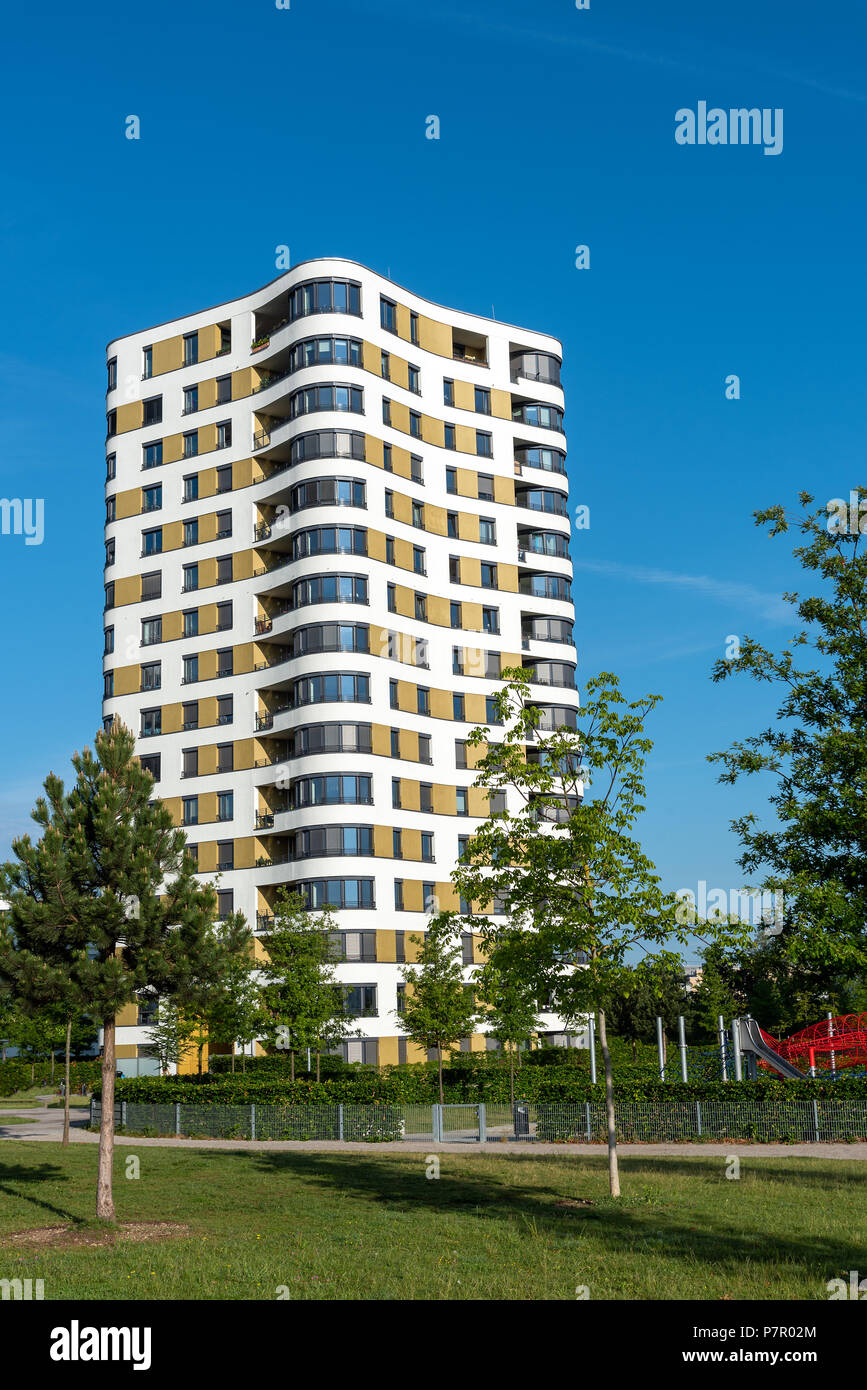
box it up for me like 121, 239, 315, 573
1, 1108, 866, 1159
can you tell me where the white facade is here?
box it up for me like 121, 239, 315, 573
102, 259, 578, 1065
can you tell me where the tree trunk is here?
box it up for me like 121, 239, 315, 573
438, 1046, 444, 1106
97, 1021, 117, 1221
50, 1049, 55, 1083
316, 1051, 321, 1083
62, 1018, 72, 1147
596, 1009, 620, 1198
231, 1048, 236, 1074
242, 1049, 246, 1073
197, 1042, 203, 1076
290, 1050, 295, 1083
509, 1044, 515, 1110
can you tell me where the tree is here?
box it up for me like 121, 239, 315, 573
602, 959, 687, 1063
452, 670, 741, 1197
709, 491, 867, 988
474, 930, 542, 1106
259, 890, 351, 1080
0, 721, 230, 1219
194, 914, 265, 1074
396, 912, 478, 1104
145, 1000, 196, 1076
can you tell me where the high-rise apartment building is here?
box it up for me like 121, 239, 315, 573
103, 259, 578, 1071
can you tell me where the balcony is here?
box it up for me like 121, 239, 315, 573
255, 812, 275, 830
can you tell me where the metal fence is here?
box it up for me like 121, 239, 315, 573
90, 1097, 867, 1144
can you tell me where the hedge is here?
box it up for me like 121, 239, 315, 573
0, 1058, 103, 1097
100, 1068, 867, 1107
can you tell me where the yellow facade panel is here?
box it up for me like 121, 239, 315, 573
152, 336, 183, 375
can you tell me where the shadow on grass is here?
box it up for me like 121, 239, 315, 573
0, 1160, 84, 1228
222, 1149, 867, 1284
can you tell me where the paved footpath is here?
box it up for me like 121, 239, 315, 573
2, 1107, 867, 1159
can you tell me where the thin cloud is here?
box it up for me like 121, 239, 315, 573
570, 558, 791, 624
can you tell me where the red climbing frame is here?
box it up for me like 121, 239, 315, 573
755, 1014, 867, 1072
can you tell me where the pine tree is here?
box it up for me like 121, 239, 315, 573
0, 722, 229, 1219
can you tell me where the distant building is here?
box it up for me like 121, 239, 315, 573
683, 965, 703, 993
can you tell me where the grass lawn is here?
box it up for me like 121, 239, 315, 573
0, 1141, 862, 1300
0, 1117, 28, 1125
0, 1090, 49, 1109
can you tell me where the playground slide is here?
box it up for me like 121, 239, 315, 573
737, 1017, 808, 1080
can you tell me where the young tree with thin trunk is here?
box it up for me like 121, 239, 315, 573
452, 671, 738, 1197
145, 1000, 196, 1077
259, 891, 348, 1078
474, 932, 542, 1108
0, 722, 230, 1219
396, 912, 478, 1105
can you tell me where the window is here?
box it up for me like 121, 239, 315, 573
449, 556, 460, 584
512, 401, 564, 431
444, 424, 456, 450
220, 325, 231, 353
291, 774, 372, 808
217, 792, 234, 822
183, 655, 198, 684
408, 364, 420, 393
417, 687, 430, 716
217, 744, 233, 774
414, 592, 426, 621
182, 563, 199, 592
443, 378, 454, 406
479, 517, 496, 545
143, 396, 162, 427
455, 739, 467, 769
380, 297, 397, 332
184, 519, 198, 547
300, 879, 375, 910
453, 693, 465, 721
142, 527, 162, 556
216, 465, 232, 494
107, 358, 117, 391
182, 796, 198, 826
480, 562, 497, 589
141, 661, 161, 692
412, 500, 424, 529
475, 431, 493, 457
217, 840, 234, 871
392, 777, 401, 809
410, 454, 423, 484
486, 696, 501, 724
141, 571, 161, 600
216, 375, 232, 405
290, 383, 363, 417
419, 783, 433, 813
216, 600, 233, 631
183, 385, 198, 415
183, 332, 198, 366
183, 474, 199, 503
387, 584, 397, 614
389, 679, 399, 709
456, 788, 469, 816
450, 601, 462, 629
106, 496, 116, 524
447, 512, 458, 540
382, 398, 391, 427
423, 882, 436, 912
142, 617, 162, 646
142, 346, 152, 379
478, 473, 495, 501
105, 539, 115, 568
182, 432, 198, 460
409, 410, 421, 439
182, 701, 198, 730
216, 555, 233, 584
216, 510, 232, 539
216, 890, 233, 920
217, 648, 233, 677
390, 728, 400, 758
486, 651, 501, 679
392, 829, 403, 860
182, 748, 198, 779
386, 537, 395, 566
106, 453, 116, 481
381, 350, 390, 380
292, 526, 367, 561
446, 467, 457, 494
421, 832, 434, 862
288, 279, 362, 321
394, 879, 404, 911
462, 934, 474, 966
418, 733, 432, 764
216, 421, 232, 449
482, 606, 499, 634
475, 386, 491, 415
412, 546, 426, 576
104, 671, 114, 698
410, 312, 419, 344
106, 409, 117, 437
104, 627, 114, 654
452, 646, 463, 676
382, 443, 393, 473
141, 708, 161, 737
217, 694, 233, 725
292, 574, 367, 608
139, 753, 160, 781
143, 441, 162, 469
515, 445, 567, 474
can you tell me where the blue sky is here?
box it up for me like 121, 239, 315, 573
1, 0, 864, 940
